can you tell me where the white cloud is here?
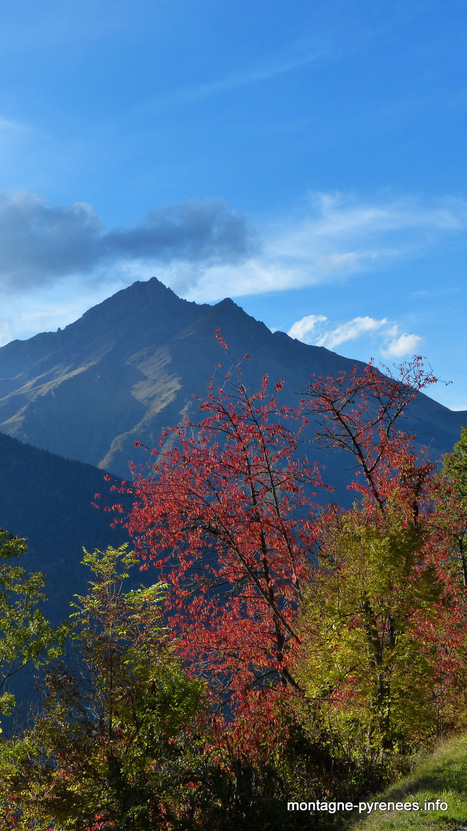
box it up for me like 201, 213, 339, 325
288, 314, 328, 341
305, 191, 467, 236
0, 187, 464, 348
287, 313, 422, 360
180, 258, 302, 303
0, 188, 466, 305
315, 251, 370, 273
316, 316, 389, 350
382, 332, 423, 358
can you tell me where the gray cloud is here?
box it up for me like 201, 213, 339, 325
104, 200, 257, 265
0, 192, 258, 290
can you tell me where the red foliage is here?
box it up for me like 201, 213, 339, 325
106, 345, 466, 756
122, 359, 321, 705
302, 356, 438, 511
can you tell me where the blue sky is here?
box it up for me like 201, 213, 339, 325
0, 0, 466, 409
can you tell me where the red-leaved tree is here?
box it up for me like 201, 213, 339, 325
115, 337, 321, 715
106, 345, 466, 772
296, 358, 467, 755
301, 356, 438, 512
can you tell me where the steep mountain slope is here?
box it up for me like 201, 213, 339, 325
0, 430, 127, 623
0, 431, 132, 735
0, 277, 465, 483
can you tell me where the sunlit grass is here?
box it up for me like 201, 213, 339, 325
350, 734, 467, 830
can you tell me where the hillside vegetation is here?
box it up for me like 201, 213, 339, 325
0, 351, 466, 829
352, 733, 467, 830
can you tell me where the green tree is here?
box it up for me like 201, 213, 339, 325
0, 544, 318, 831
3, 545, 210, 830
296, 500, 461, 774
294, 369, 467, 778
0, 528, 66, 729
439, 425, 467, 586
115, 351, 464, 798
428, 427, 467, 735
0, 528, 67, 829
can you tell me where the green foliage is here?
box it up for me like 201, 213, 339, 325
295, 498, 465, 775
0, 367, 466, 826
0, 529, 67, 727
439, 425, 467, 587
2, 545, 211, 830
442, 425, 467, 498
0, 545, 321, 830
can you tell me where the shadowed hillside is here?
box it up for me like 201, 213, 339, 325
0, 431, 127, 624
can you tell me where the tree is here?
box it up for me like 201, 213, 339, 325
104, 347, 330, 820
118, 345, 319, 712
437, 425, 467, 586
427, 426, 467, 734
4, 352, 463, 824
3, 546, 210, 830
108, 346, 466, 794
295, 499, 464, 768
0, 529, 67, 829
0, 529, 66, 730
295, 361, 467, 768
301, 356, 438, 513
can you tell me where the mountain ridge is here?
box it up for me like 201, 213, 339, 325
0, 277, 464, 480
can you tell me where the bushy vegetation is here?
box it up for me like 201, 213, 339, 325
0, 346, 466, 828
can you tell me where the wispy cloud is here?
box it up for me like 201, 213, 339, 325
128, 38, 333, 119
0, 116, 27, 134
181, 191, 467, 302
288, 313, 423, 359
0, 115, 38, 155
315, 316, 391, 350
160, 49, 330, 107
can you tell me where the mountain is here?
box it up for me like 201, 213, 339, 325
0, 277, 465, 485
0, 277, 465, 727
0, 430, 127, 624
0, 430, 133, 734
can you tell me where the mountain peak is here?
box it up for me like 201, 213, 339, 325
0, 276, 463, 479
76, 275, 189, 325
215, 297, 236, 307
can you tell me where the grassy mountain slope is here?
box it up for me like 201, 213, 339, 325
351, 734, 467, 830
